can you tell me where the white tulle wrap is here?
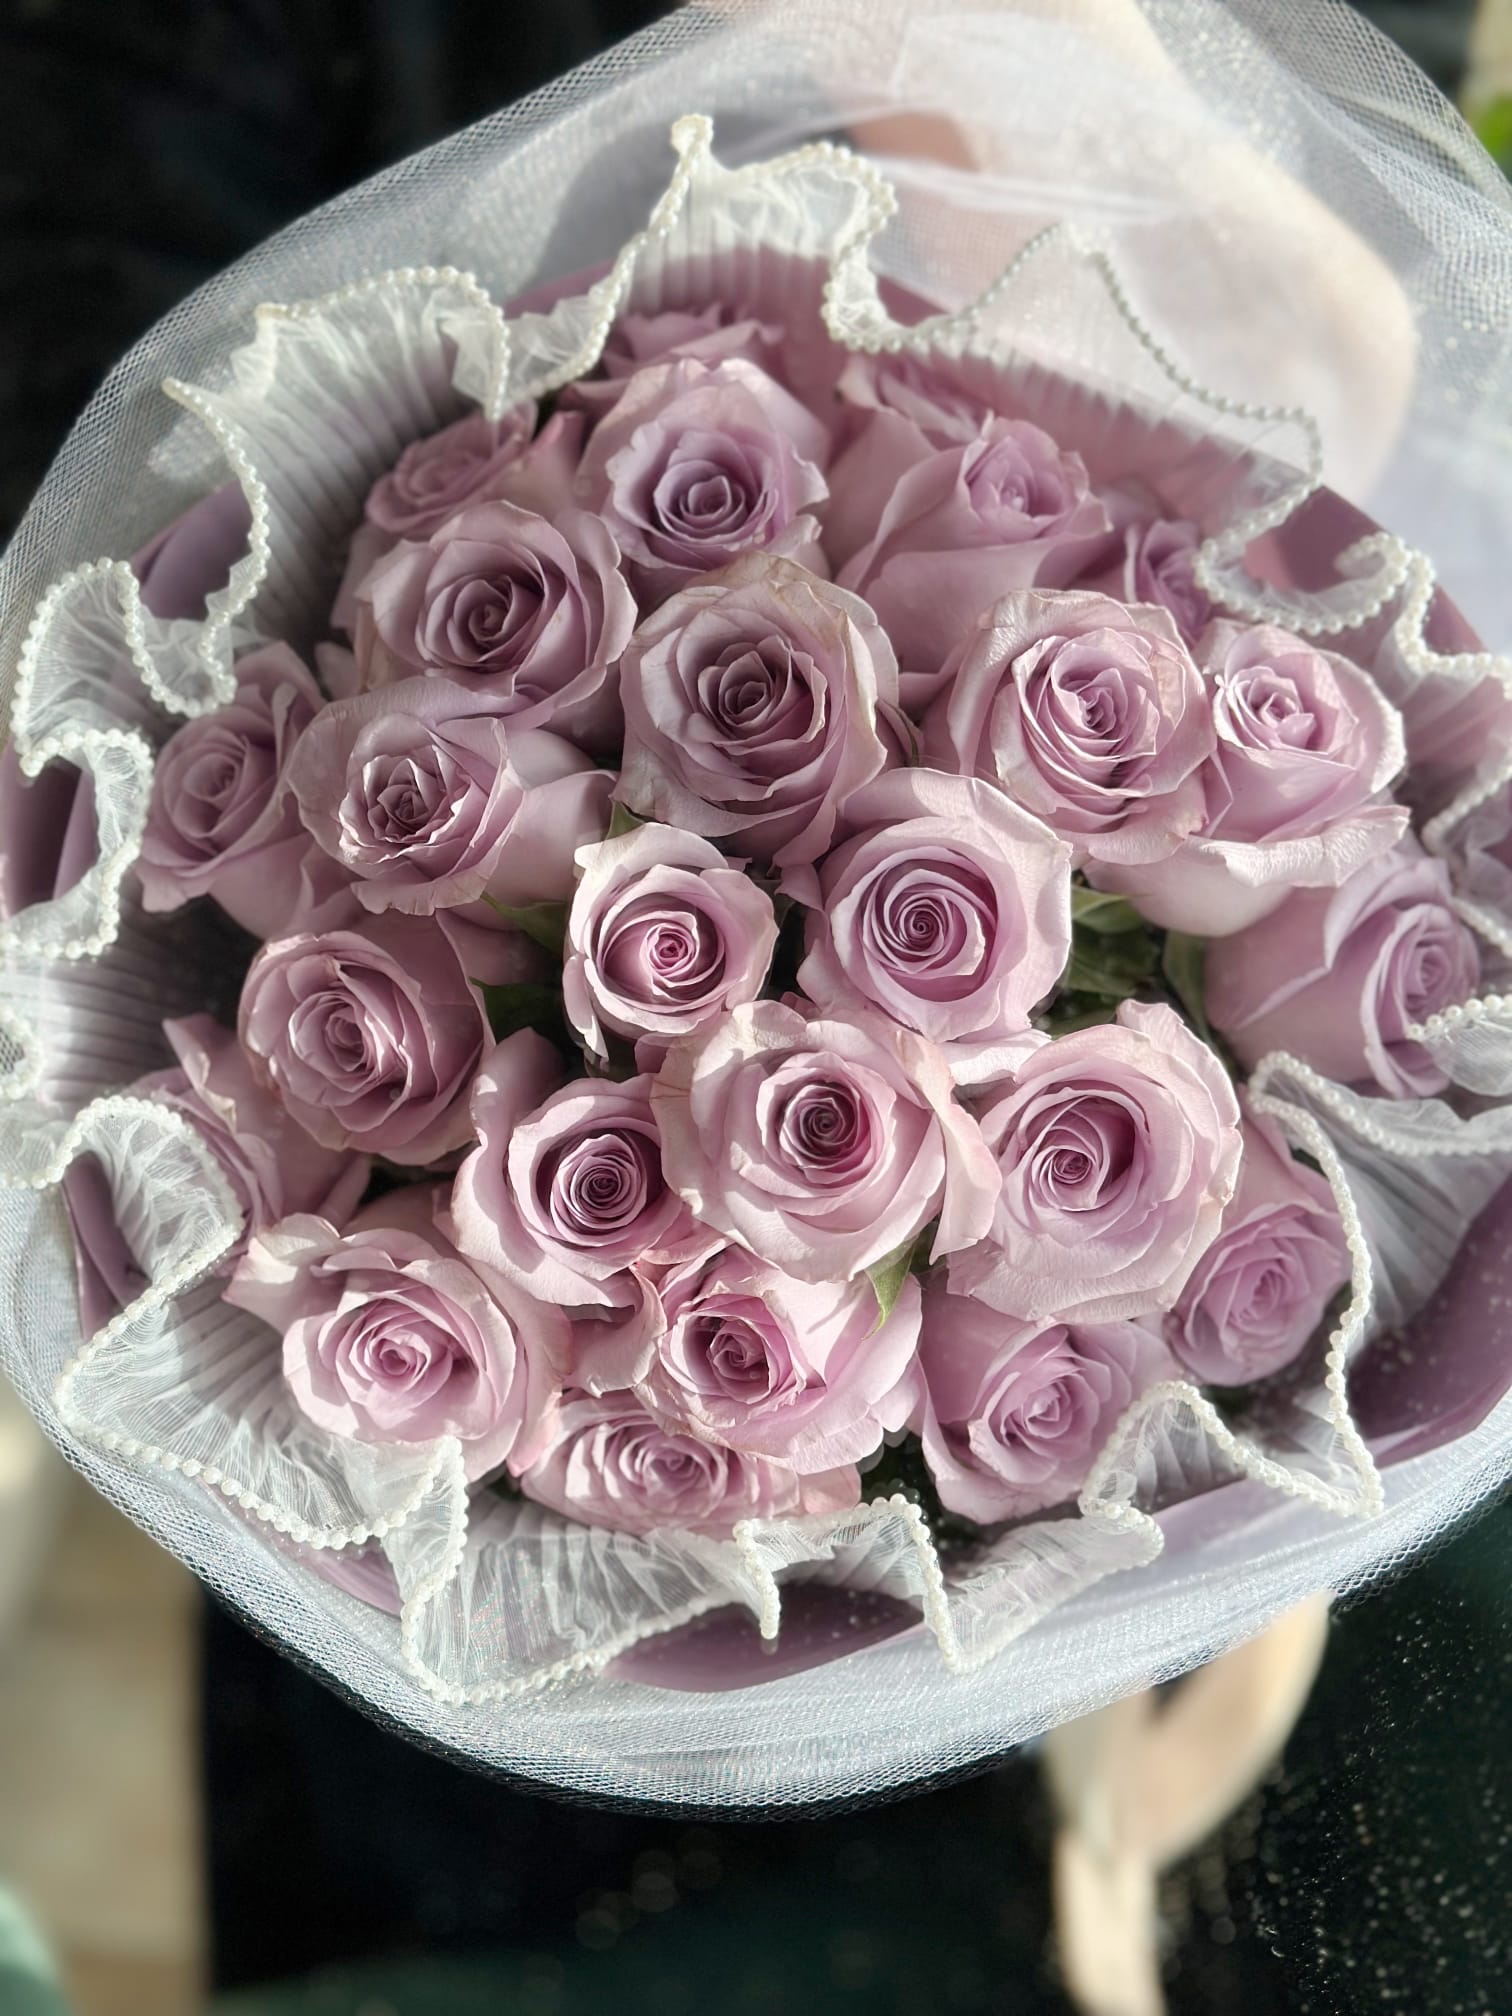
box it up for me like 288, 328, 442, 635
3, 0, 1512, 1807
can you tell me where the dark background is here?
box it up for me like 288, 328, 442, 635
1, 3, 1507, 2012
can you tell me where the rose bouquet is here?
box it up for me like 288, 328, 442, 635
4, 0, 1512, 1808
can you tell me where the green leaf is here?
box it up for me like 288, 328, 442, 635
484, 898, 569, 956
479, 981, 569, 1045
866, 1230, 927, 1330
1162, 931, 1212, 1045
1039, 993, 1120, 1036
606, 802, 646, 841
1063, 928, 1159, 1000
1070, 886, 1148, 935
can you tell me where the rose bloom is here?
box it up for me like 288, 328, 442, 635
1205, 843, 1481, 1099
914, 1278, 1174, 1522
789, 767, 1071, 1080
1170, 1108, 1349, 1386
563, 824, 779, 1064
138, 643, 350, 937
631, 1244, 921, 1473
952, 1001, 1242, 1324
653, 999, 998, 1285
353, 499, 635, 751
835, 350, 997, 448
618, 553, 896, 868
60, 1012, 369, 1332
1076, 513, 1213, 644
285, 674, 611, 947
449, 1032, 702, 1314
834, 417, 1114, 707
227, 1185, 564, 1483
570, 305, 785, 418
925, 589, 1213, 867
367, 403, 579, 538
333, 405, 585, 630
574, 357, 828, 599
1090, 621, 1407, 936
239, 912, 488, 1161
516, 1384, 858, 1536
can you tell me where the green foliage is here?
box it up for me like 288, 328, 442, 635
484, 898, 569, 956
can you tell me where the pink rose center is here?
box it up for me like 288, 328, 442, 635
603, 896, 726, 1004
702, 640, 815, 745
775, 1074, 874, 1185
865, 859, 994, 992
173, 735, 273, 849
1021, 1092, 1140, 1216
543, 1127, 661, 1240
1225, 669, 1321, 751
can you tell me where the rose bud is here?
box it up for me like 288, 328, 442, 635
653, 999, 998, 1286
834, 417, 1114, 709
448, 1033, 704, 1316
1089, 621, 1407, 936
914, 1277, 1175, 1522
138, 643, 351, 937
516, 1385, 858, 1536
1205, 843, 1482, 1099
227, 1185, 565, 1483
631, 1243, 920, 1473
353, 499, 635, 752
1170, 1107, 1350, 1386
574, 357, 829, 600
618, 553, 896, 869
239, 912, 488, 1162
925, 588, 1213, 868
951, 1001, 1242, 1325
563, 824, 779, 1066
788, 767, 1071, 1081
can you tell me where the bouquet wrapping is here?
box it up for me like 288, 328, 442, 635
3, 0, 1512, 1808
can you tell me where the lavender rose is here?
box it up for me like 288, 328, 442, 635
353, 500, 635, 752
449, 1033, 702, 1314
516, 1384, 858, 1536
1077, 515, 1212, 644
138, 644, 350, 937
570, 305, 785, 418
618, 553, 896, 868
333, 407, 585, 632
1170, 1108, 1349, 1386
834, 418, 1114, 707
633, 1244, 920, 1472
788, 767, 1071, 1079
653, 999, 998, 1285
574, 357, 828, 599
284, 676, 611, 974
925, 589, 1213, 867
952, 1001, 1242, 1324
227, 1185, 564, 1482
563, 824, 779, 1064
1090, 621, 1407, 935
835, 350, 996, 448
1205, 844, 1481, 1099
914, 1278, 1174, 1522
239, 912, 488, 1161
366, 403, 579, 538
